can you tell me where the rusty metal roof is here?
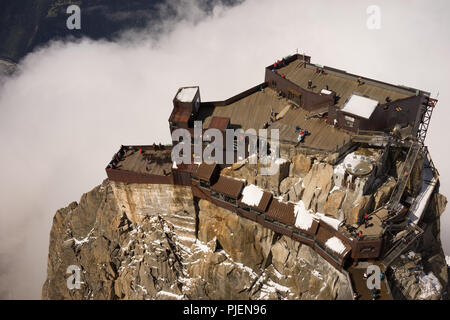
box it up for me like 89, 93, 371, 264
170, 108, 191, 123
295, 219, 319, 236
315, 225, 351, 258
209, 116, 230, 131
277, 58, 416, 107
315, 225, 334, 244
238, 190, 273, 213
195, 163, 218, 181
266, 200, 295, 225
211, 175, 244, 199
176, 163, 199, 173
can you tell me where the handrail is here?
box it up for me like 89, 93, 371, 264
204, 82, 268, 107
357, 130, 387, 136
423, 146, 439, 177
381, 224, 423, 268
386, 142, 421, 211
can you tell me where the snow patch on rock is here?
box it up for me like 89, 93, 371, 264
419, 272, 442, 299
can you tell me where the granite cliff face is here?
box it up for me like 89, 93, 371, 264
42, 152, 449, 300
388, 192, 448, 299
42, 180, 352, 299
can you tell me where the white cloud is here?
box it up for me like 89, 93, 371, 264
0, 0, 449, 299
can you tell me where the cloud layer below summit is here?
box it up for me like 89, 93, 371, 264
1, 0, 450, 299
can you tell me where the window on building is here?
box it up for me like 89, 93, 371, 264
211, 190, 220, 198
288, 91, 294, 100
223, 195, 236, 205
344, 115, 355, 128
211, 191, 225, 201
200, 180, 210, 189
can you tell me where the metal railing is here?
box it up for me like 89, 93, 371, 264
386, 142, 421, 212
423, 146, 439, 177
381, 224, 423, 268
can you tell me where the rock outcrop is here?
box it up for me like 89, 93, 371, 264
389, 192, 449, 300
42, 180, 352, 300
323, 190, 346, 219
301, 162, 334, 212
42, 150, 449, 300
290, 154, 311, 177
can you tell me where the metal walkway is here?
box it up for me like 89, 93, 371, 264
423, 145, 439, 176
352, 134, 412, 148
385, 142, 421, 212
381, 224, 424, 268
408, 155, 438, 225
352, 134, 392, 147
417, 98, 437, 146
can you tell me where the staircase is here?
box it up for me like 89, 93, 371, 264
385, 142, 421, 212
381, 225, 424, 268
416, 98, 437, 146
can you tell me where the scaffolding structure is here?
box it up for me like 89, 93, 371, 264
417, 98, 437, 146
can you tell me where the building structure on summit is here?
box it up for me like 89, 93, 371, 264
105, 53, 440, 300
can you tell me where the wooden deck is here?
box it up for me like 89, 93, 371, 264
200, 88, 350, 151
348, 263, 391, 300
357, 208, 389, 237
116, 149, 172, 175
277, 59, 414, 107
200, 88, 288, 131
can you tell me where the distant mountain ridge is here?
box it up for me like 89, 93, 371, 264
0, 0, 241, 62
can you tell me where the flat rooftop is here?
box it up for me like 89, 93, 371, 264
356, 208, 389, 237
198, 87, 350, 151
277, 59, 416, 107
114, 146, 173, 176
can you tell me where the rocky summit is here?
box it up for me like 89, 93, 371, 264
42, 150, 449, 300
42, 53, 449, 300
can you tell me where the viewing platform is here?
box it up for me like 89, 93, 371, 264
104, 53, 441, 300
276, 58, 415, 107
198, 87, 351, 152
